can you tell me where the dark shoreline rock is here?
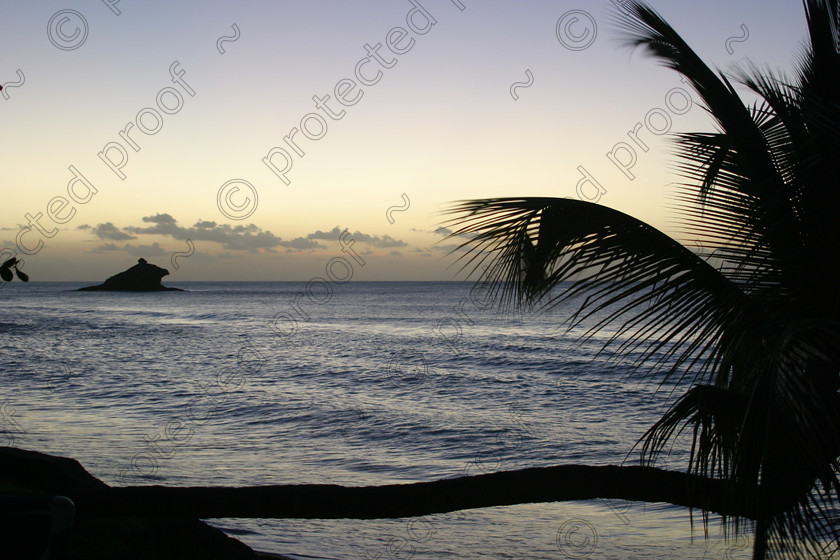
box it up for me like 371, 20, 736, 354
0, 447, 261, 560
79, 258, 184, 292
0, 447, 261, 559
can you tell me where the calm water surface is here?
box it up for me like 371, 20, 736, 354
0, 281, 753, 559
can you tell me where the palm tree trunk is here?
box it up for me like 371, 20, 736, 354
752, 516, 768, 560
77, 464, 762, 521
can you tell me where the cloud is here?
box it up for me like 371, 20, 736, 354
85, 215, 408, 253
411, 227, 453, 237
284, 237, 323, 250
307, 226, 406, 248
87, 222, 137, 241
118, 213, 313, 252
143, 214, 177, 225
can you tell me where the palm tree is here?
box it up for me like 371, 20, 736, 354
443, 1, 840, 558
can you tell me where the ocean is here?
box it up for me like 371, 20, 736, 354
0, 281, 753, 559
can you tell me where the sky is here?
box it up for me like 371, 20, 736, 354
1, 0, 808, 281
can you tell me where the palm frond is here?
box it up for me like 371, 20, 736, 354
443, 197, 755, 382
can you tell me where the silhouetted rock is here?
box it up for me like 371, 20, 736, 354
0, 447, 264, 560
79, 258, 183, 292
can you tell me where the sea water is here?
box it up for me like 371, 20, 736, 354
0, 281, 753, 559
